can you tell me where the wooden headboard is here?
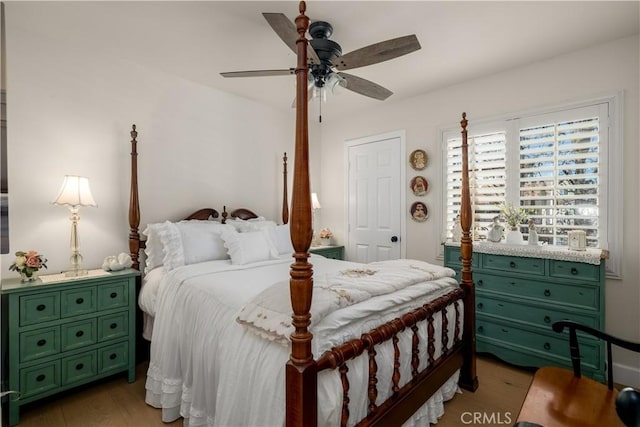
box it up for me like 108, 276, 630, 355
127, 132, 289, 270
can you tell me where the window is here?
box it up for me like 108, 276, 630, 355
442, 95, 622, 278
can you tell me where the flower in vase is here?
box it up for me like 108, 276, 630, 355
500, 203, 529, 230
9, 250, 47, 280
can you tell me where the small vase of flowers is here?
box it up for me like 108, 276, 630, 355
9, 251, 47, 282
319, 228, 333, 246
500, 203, 528, 245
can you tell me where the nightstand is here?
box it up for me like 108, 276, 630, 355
1, 269, 139, 426
309, 245, 344, 260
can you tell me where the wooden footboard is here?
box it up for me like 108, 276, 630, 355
317, 288, 465, 426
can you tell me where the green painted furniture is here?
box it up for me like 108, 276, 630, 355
1, 269, 138, 426
309, 245, 345, 260
444, 244, 606, 382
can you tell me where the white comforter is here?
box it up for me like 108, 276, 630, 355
143, 254, 462, 426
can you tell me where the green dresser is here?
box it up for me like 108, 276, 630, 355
444, 244, 606, 381
1, 269, 138, 426
309, 245, 345, 260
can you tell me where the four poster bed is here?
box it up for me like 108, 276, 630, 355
128, 2, 477, 426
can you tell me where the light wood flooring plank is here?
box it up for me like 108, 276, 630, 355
12, 356, 532, 427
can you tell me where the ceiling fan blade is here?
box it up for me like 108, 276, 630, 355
333, 34, 421, 71
262, 12, 320, 64
220, 69, 295, 78
338, 72, 393, 100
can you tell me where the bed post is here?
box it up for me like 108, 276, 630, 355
129, 124, 141, 271
286, 2, 317, 426
459, 113, 478, 391
283, 152, 289, 225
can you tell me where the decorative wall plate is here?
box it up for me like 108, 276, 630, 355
410, 201, 428, 222
409, 149, 427, 170
410, 176, 428, 196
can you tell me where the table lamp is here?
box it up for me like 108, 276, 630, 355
311, 192, 321, 245
52, 175, 97, 277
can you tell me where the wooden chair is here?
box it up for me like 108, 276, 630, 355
515, 320, 640, 427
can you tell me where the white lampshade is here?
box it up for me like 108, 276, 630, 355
311, 193, 321, 210
52, 175, 97, 207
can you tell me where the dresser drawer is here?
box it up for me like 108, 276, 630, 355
61, 287, 97, 318
444, 246, 479, 268
98, 341, 129, 374
97, 312, 128, 342
61, 318, 97, 352
475, 272, 599, 310
62, 351, 97, 385
481, 254, 545, 276
19, 293, 60, 326
20, 361, 61, 398
97, 282, 129, 311
476, 318, 600, 370
549, 260, 600, 282
476, 295, 599, 330
19, 326, 60, 363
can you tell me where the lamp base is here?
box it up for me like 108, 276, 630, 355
64, 268, 88, 278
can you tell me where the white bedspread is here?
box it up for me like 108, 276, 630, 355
144, 254, 462, 426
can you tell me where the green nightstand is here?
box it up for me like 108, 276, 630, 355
309, 245, 344, 260
1, 269, 139, 426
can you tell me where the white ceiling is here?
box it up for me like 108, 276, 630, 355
10, 1, 639, 121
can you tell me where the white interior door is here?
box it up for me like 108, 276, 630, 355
346, 131, 405, 263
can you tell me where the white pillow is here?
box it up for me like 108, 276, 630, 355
227, 218, 277, 233
221, 229, 279, 265
142, 223, 166, 274
268, 224, 294, 255
160, 220, 236, 270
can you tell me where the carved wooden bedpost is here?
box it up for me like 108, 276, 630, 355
286, 2, 317, 427
459, 113, 478, 391
283, 152, 289, 225
129, 124, 141, 271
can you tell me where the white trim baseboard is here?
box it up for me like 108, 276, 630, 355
614, 362, 640, 388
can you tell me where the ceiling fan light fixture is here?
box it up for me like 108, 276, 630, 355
325, 73, 346, 95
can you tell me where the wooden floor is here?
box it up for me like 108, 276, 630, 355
10, 355, 533, 427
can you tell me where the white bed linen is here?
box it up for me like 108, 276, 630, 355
145, 254, 463, 426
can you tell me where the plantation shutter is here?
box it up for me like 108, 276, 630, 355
518, 104, 605, 247
445, 131, 507, 238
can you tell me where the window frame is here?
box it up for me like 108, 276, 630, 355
440, 93, 623, 279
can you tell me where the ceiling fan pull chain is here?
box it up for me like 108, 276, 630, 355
319, 92, 322, 123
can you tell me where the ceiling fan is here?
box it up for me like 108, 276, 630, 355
220, 11, 421, 106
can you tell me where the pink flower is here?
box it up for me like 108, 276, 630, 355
26, 256, 41, 268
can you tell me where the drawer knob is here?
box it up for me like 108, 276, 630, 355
544, 342, 551, 350
544, 289, 551, 297
75, 363, 84, 371
458, 256, 462, 262
36, 374, 46, 382
477, 303, 484, 309
477, 280, 483, 286
37, 339, 47, 347
509, 261, 516, 268
110, 292, 118, 299
36, 304, 46, 311
477, 326, 484, 333
544, 316, 551, 324
76, 330, 84, 338
571, 268, 579, 275
109, 353, 117, 360
76, 297, 84, 304
110, 323, 118, 330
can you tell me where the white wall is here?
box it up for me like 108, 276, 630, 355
1, 7, 295, 276
319, 35, 640, 387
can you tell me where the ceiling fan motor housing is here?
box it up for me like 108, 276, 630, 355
309, 21, 342, 88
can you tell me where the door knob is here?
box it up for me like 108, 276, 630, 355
391, 236, 398, 243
